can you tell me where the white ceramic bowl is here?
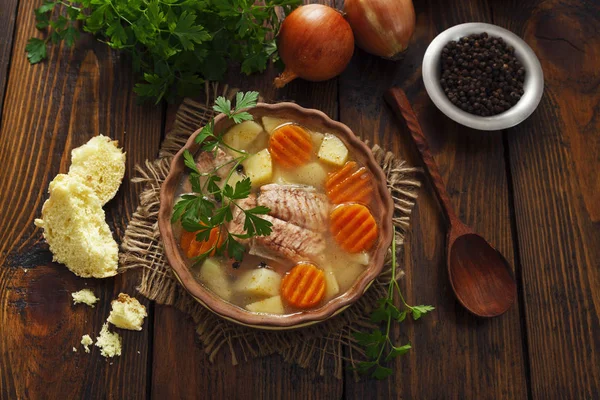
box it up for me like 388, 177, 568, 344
422, 23, 544, 131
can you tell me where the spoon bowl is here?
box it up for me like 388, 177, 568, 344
447, 225, 516, 317
385, 88, 517, 317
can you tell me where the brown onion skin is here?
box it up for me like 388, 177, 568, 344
344, 0, 415, 60
275, 4, 354, 88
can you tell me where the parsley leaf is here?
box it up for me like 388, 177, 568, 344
183, 150, 200, 174
28, 0, 301, 103
195, 121, 216, 145
171, 92, 272, 262
213, 97, 232, 116
352, 228, 434, 380
223, 178, 252, 200
235, 91, 259, 110
226, 234, 246, 261
384, 343, 412, 362
411, 305, 435, 320
25, 38, 47, 64
172, 10, 211, 51
372, 366, 393, 380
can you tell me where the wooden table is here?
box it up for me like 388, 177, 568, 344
1, 0, 598, 399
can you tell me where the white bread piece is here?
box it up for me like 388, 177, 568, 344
34, 174, 118, 278
71, 289, 99, 307
107, 293, 147, 331
81, 334, 93, 353
95, 324, 121, 358
68, 135, 126, 205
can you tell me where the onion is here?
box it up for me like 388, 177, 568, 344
274, 4, 354, 88
344, 0, 415, 60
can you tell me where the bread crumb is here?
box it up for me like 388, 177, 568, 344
108, 293, 147, 331
81, 334, 93, 353
72, 289, 99, 307
72, 347, 77, 352
95, 324, 121, 358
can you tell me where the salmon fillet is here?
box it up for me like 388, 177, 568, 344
228, 194, 325, 263
181, 147, 235, 193
258, 184, 330, 231
251, 215, 326, 263
229, 195, 256, 244
195, 147, 234, 179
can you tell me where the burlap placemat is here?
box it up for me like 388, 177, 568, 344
119, 83, 421, 378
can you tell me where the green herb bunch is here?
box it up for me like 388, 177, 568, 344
172, 91, 272, 262
26, 0, 300, 103
353, 231, 435, 379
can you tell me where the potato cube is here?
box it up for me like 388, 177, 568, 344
275, 162, 328, 188
243, 149, 272, 187
235, 269, 281, 297
317, 134, 349, 166
311, 132, 325, 149
246, 295, 285, 314
324, 268, 340, 300
348, 252, 369, 266
220, 170, 245, 190
198, 258, 232, 301
334, 262, 365, 291
223, 121, 265, 152
262, 117, 291, 134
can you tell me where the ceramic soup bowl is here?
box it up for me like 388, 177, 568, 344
158, 102, 394, 329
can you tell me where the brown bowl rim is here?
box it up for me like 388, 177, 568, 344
158, 102, 394, 329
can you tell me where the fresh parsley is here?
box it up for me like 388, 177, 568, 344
172, 91, 272, 262
27, 0, 300, 103
353, 228, 435, 380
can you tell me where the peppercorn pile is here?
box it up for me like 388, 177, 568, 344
440, 33, 526, 116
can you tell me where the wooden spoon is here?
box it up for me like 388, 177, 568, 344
384, 87, 517, 317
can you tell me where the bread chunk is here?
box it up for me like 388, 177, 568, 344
107, 293, 147, 331
68, 135, 126, 205
95, 324, 121, 358
34, 174, 118, 278
71, 289, 99, 307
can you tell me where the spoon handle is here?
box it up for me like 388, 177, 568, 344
384, 88, 458, 224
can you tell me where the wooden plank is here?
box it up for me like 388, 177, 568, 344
339, 0, 529, 398
491, 0, 600, 397
0, 1, 163, 399
0, 0, 18, 122
151, 2, 343, 397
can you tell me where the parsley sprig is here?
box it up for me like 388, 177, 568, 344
353, 229, 435, 380
172, 91, 272, 262
27, 0, 300, 103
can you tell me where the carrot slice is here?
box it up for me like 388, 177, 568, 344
268, 124, 313, 168
280, 263, 326, 309
180, 227, 223, 258
330, 204, 378, 253
326, 161, 373, 205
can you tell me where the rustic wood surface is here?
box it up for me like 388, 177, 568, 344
0, 0, 598, 399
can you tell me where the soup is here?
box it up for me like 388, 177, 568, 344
173, 116, 379, 315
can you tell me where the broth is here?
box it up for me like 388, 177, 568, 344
173, 116, 379, 315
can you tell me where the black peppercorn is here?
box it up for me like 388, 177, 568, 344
439, 32, 525, 116
232, 261, 240, 269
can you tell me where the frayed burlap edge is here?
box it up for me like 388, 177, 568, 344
119, 82, 421, 379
